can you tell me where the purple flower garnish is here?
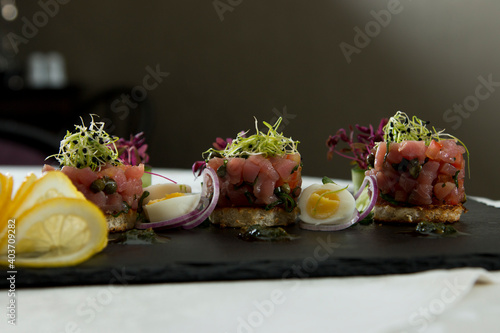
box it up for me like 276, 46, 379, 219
213, 137, 233, 150
212, 131, 245, 150
192, 160, 206, 178
116, 132, 150, 166
326, 118, 387, 170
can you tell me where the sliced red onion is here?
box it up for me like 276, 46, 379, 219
135, 208, 199, 229
299, 175, 378, 231
135, 167, 219, 230
182, 168, 219, 229
353, 174, 378, 222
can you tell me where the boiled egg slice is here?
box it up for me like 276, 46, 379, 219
142, 184, 200, 222
142, 183, 192, 204
298, 183, 356, 225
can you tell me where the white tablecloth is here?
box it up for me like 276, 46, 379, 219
1, 166, 500, 333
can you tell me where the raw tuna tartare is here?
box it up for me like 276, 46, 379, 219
366, 112, 468, 223
197, 117, 302, 227
46, 116, 145, 232
207, 153, 302, 208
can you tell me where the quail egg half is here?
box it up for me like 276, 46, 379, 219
142, 183, 200, 222
298, 183, 356, 225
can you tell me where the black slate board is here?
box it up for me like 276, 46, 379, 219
3, 199, 500, 288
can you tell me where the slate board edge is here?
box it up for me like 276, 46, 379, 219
6, 253, 500, 288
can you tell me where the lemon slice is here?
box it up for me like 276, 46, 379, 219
0, 171, 84, 244
0, 173, 14, 244
0, 197, 108, 267
0, 173, 13, 226
9, 172, 37, 210
7, 171, 84, 220
0, 173, 13, 204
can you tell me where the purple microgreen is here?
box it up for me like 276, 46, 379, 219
326, 118, 387, 170
144, 171, 177, 184
115, 132, 150, 166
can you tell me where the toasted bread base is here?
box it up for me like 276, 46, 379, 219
373, 203, 465, 223
106, 210, 137, 233
209, 207, 299, 228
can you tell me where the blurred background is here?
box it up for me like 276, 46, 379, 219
0, 0, 498, 199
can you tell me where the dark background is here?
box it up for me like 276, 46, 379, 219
0, 0, 498, 199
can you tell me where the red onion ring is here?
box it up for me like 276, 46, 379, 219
135, 167, 219, 230
353, 174, 378, 222
299, 175, 378, 231
182, 167, 220, 229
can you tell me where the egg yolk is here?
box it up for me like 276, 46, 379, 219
147, 192, 186, 205
306, 189, 340, 219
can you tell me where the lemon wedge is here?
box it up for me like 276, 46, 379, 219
0, 173, 13, 229
0, 197, 108, 268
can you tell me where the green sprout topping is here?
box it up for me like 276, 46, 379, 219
203, 117, 299, 160
383, 111, 445, 145
382, 111, 470, 175
48, 115, 121, 171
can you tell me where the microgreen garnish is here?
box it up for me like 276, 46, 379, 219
383, 111, 442, 145
203, 117, 299, 160
326, 118, 387, 170
116, 132, 149, 166
382, 111, 470, 175
48, 115, 120, 171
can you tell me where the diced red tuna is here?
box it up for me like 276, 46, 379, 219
374, 142, 387, 170
270, 156, 297, 181
399, 172, 418, 193
242, 156, 261, 183
417, 161, 440, 185
398, 140, 427, 163
439, 163, 458, 177
226, 158, 246, 185
125, 164, 145, 180
425, 140, 442, 160
208, 154, 302, 208
207, 157, 225, 172
445, 187, 460, 205
55, 163, 144, 214
434, 182, 455, 201
366, 139, 466, 206
385, 143, 403, 164
408, 183, 433, 205
226, 184, 253, 206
